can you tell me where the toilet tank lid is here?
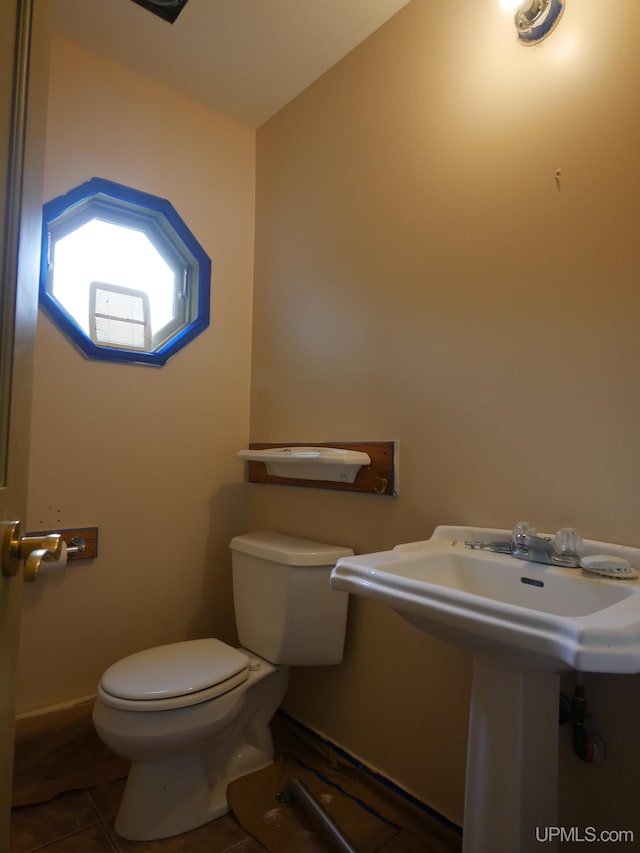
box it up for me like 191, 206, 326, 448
230, 531, 353, 566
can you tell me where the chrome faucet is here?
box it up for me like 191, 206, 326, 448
512, 532, 556, 564
464, 522, 582, 568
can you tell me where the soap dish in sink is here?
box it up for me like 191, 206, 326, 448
580, 555, 639, 580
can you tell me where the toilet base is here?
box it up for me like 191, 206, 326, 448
115, 742, 273, 840
110, 663, 288, 841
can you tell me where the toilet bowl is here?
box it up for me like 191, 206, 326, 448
93, 639, 288, 840
92, 531, 352, 841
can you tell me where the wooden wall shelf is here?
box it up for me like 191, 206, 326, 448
243, 441, 398, 496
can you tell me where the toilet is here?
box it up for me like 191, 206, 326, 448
92, 531, 352, 841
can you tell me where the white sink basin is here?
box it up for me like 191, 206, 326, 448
330, 525, 640, 673
332, 525, 640, 851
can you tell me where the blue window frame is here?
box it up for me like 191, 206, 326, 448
40, 177, 211, 366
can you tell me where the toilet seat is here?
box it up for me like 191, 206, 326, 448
98, 639, 249, 712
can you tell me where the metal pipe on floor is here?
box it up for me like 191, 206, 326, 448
279, 777, 358, 853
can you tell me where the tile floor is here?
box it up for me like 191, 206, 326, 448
11, 713, 463, 852
11, 773, 463, 853
10, 778, 266, 853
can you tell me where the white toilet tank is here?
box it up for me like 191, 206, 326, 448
229, 532, 353, 666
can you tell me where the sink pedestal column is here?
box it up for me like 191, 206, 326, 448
463, 655, 559, 853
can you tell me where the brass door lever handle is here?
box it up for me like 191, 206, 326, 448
1, 522, 62, 580
23, 537, 63, 582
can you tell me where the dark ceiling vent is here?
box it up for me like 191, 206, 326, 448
129, 0, 189, 24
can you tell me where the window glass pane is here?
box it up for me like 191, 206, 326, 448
51, 218, 176, 336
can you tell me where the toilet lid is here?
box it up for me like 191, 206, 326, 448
100, 639, 249, 701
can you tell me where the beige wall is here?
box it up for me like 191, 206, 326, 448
18, 0, 640, 835
251, 0, 640, 830
17, 36, 255, 712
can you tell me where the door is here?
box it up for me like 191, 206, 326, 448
0, 0, 49, 846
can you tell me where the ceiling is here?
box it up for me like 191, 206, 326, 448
51, 0, 411, 128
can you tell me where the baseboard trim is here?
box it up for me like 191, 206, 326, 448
16, 694, 97, 721
12, 695, 128, 806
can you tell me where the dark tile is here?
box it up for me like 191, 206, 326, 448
87, 779, 126, 822
35, 824, 118, 852
10, 789, 99, 853
232, 839, 268, 852
107, 813, 261, 852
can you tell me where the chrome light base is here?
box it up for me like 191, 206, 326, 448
515, 0, 564, 44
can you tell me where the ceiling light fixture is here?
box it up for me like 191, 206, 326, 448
129, 0, 190, 24
501, 0, 564, 44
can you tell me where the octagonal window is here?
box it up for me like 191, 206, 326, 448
40, 177, 211, 366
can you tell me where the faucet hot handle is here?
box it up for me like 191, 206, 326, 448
553, 527, 583, 559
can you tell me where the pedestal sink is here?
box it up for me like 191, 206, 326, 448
330, 526, 640, 853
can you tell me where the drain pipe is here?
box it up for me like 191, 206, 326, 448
278, 777, 358, 853
571, 673, 604, 764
